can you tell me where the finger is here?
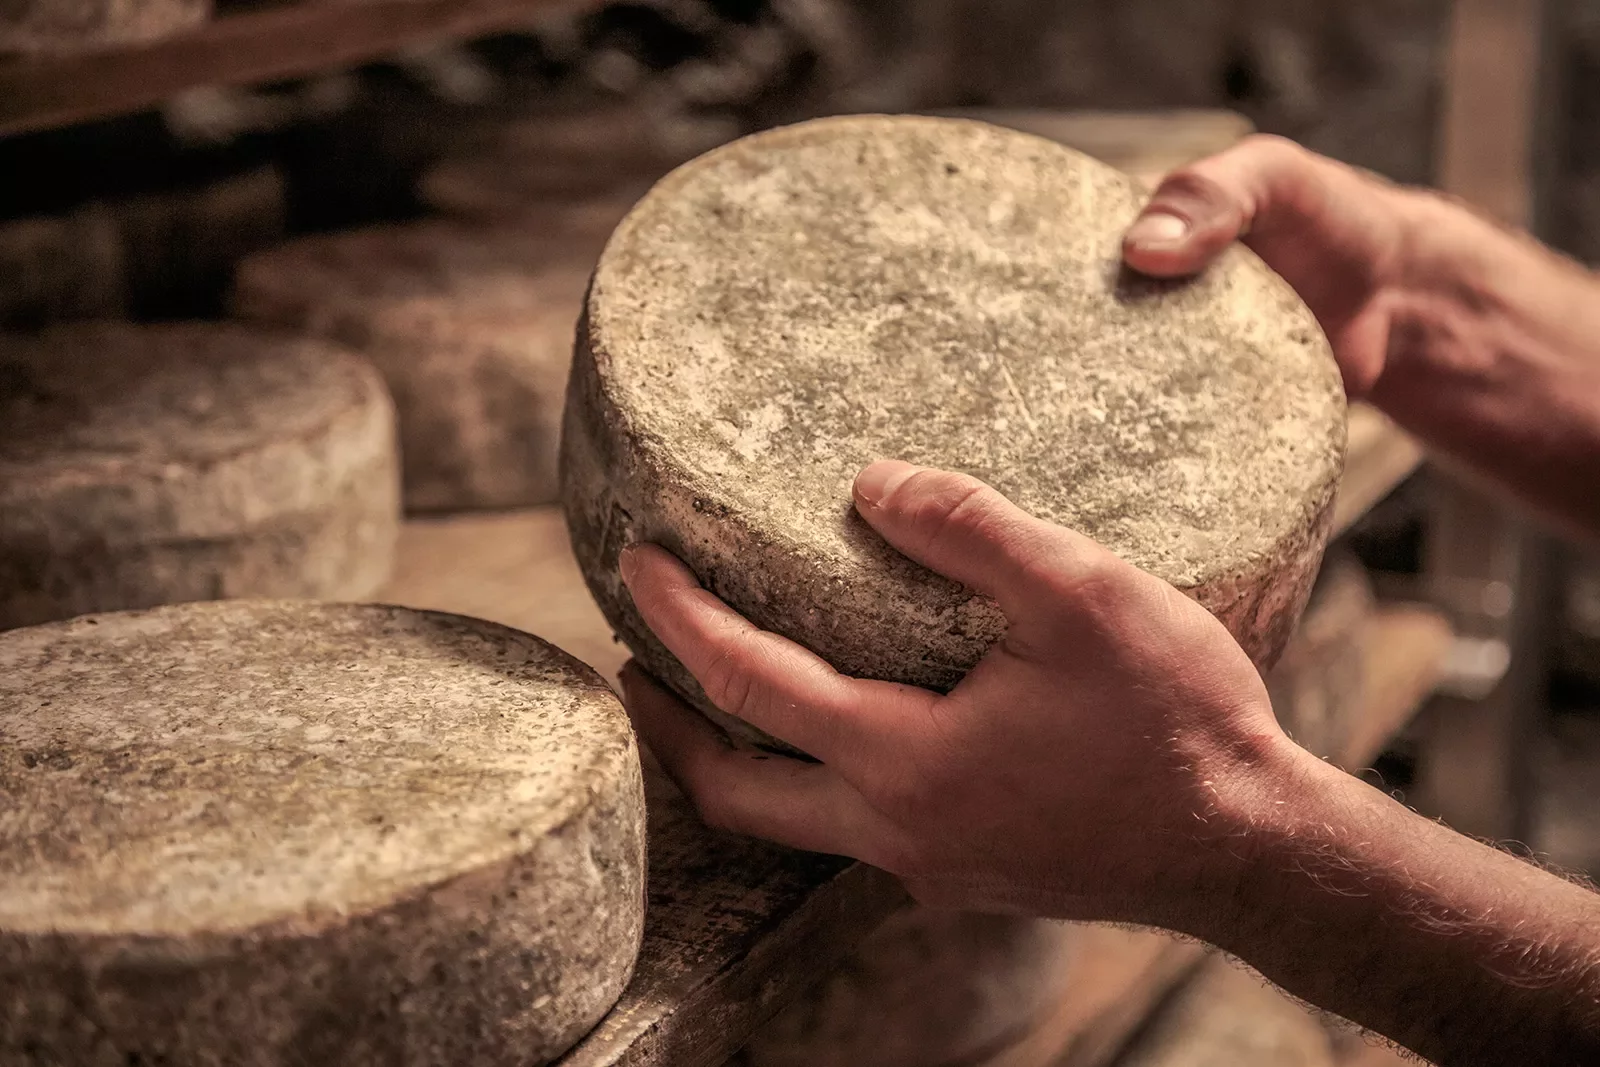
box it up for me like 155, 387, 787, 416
1122, 135, 1402, 313
619, 662, 889, 860
619, 543, 936, 761
852, 461, 1103, 614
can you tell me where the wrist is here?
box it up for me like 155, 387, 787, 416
1158, 735, 1362, 943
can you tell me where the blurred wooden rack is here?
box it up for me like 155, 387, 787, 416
0, 0, 588, 139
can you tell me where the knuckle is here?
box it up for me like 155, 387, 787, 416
1016, 534, 1110, 601
1239, 132, 1301, 159
698, 635, 759, 721
913, 478, 1004, 550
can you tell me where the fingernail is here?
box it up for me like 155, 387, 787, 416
618, 544, 639, 586
855, 460, 921, 507
1125, 211, 1190, 249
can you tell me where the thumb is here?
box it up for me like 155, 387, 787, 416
851, 461, 1099, 614
1122, 135, 1400, 297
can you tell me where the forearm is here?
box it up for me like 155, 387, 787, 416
1183, 749, 1600, 1066
1372, 192, 1600, 538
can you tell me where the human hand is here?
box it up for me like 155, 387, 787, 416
1122, 134, 1421, 399
618, 460, 1309, 926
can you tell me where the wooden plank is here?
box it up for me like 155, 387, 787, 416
1333, 406, 1423, 537
1336, 606, 1454, 771
0, 0, 585, 139
987, 929, 1206, 1067
379, 510, 907, 1067
1109, 957, 1336, 1067
1435, 0, 1553, 229
1411, 0, 1563, 841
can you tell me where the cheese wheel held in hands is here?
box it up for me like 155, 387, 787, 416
563, 115, 1345, 751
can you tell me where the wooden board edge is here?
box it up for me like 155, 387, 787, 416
559, 862, 908, 1067
1337, 605, 1454, 771
0, 0, 586, 138
1333, 406, 1425, 537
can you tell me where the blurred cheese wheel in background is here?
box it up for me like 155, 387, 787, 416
233, 221, 594, 514
0, 321, 399, 630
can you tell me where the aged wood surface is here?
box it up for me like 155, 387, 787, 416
1411, 0, 1561, 841
1109, 957, 1337, 1067
0, 0, 584, 138
999, 930, 1207, 1067
1336, 606, 1454, 771
1334, 406, 1423, 537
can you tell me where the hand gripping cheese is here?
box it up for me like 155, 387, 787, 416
563, 115, 1346, 750
0, 601, 645, 1066
0, 322, 399, 630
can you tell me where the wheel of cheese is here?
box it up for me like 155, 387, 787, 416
418, 105, 729, 224
0, 322, 399, 630
0, 206, 127, 329
117, 165, 287, 319
742, 910, 1079, 1067
0, 600, 645, 1066
0, 0, 208, 54
563, 114, 1346, 751
232, 221, 593, 513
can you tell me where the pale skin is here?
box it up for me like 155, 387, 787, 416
619, 136, 1600, 1066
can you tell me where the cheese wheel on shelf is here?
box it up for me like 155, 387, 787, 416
0, 600, 645, 1066
563, 114, 1346, 751
418, 104, 728, 225
232, 222, 593, 513
0, 322, 399, 630
0, 207, 127, 329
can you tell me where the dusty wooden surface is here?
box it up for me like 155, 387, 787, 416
1334, 407, 1423, 537
990, 928, 1206, 1067
0, 0, 586, 138
1110, 957, 1336, 1067
1336, 606, 1454, 771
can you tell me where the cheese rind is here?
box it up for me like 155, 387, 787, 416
0, 322, 399, 630
0, 600, 645, 1066
564, 115, 1345, 750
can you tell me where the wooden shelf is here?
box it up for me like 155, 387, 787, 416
0, 0, 584, 139
1334, 404, 1424, 537
1336, 605, 1454, 771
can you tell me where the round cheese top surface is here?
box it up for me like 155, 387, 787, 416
0, 322, 377, 477
586, 114, 1344, 596
0, 601, 634, 937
